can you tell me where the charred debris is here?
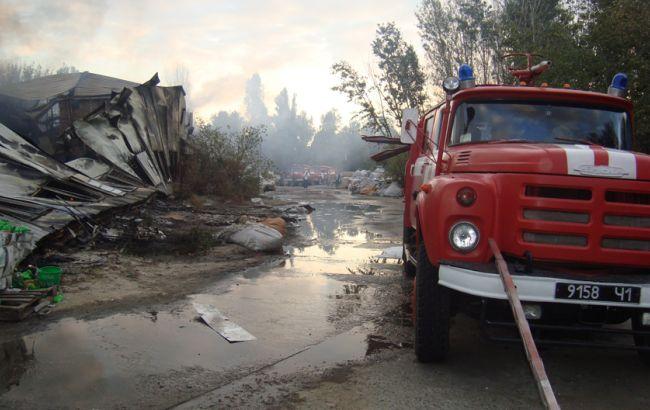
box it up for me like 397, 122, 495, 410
0, 71, 193, 290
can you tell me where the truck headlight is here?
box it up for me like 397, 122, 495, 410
449, 221, 479, 253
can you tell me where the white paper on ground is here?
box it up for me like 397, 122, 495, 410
194, 302, 256, 343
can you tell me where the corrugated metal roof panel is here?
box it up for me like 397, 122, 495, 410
0, 72, 139, 101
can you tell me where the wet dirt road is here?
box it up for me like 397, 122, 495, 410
0, 187, 407, 409
2, 187, 650, 409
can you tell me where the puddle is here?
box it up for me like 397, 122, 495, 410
173, 325, 376, 409
174, 323, 411, 409
282, 200, 401, 276
0, 339, 33, 395
0, 190, 405, 408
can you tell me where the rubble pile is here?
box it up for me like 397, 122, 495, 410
0, 72, 192, 289
346, 167, 403, 197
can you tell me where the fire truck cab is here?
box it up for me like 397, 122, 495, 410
401, 62, 650, 363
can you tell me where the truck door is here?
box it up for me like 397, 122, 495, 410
410, 110, 442, 227
423, 110, 442, 181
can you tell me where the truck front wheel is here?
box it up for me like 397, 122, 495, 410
402, 227, 416, 279
414, 241, 450, 363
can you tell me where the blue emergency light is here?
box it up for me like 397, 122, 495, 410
458, 64, 476, 89
608, 72, 628, 97
458, 64, 474, 81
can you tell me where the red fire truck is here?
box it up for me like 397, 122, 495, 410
401, 56, 650, 364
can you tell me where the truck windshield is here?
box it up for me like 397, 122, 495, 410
449, 101, 631, 149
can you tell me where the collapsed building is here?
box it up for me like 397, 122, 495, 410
0, 71, 192, 289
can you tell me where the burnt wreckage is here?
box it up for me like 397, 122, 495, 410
0, 71, 192, 289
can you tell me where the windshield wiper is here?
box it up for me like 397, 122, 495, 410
455, 138, 539, 146
486, 139, 536, 144
553, 136, 601, 146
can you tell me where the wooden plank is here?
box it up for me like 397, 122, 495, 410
0, 288, 52, 321
0, 298, 38, 321
488, 238, 560, 410
0, 287, 55, 298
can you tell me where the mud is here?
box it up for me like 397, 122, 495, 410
14, 194, 295, 319
0, 187, 408, 409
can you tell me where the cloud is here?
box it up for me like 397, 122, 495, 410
192, 73, 248, 112
0, 0, 421, 123
0, 0, 109, 61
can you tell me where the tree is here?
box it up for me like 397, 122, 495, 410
371, 23, 428, 125
498, 0, 596, 87
309, 110, 341, 166
332, 22, 427, 137
332, 22, 427, 183
417, 0, 503, 86
497, 0, 650, 151
210, 110, 244, 133
180, 120, 271, 199
168, 64, 192, 108
262, 88, 314, 170
244, 73, 269, 125
0, 61, 78, 86
585, 0, 650, 151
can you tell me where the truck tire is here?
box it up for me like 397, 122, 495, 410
414, 240, 450, 363
403, 246, 416, 278
632, 314, 650, 366
402, 227, 416, 278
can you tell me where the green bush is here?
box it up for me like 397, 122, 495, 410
384, 150, 408, 186
178, 121, 271, 199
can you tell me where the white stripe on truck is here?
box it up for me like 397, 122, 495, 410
606, 149, 637, 179
561, 144, 594, 176
560, 145, 636, 180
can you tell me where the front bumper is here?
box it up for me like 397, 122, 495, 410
439, 263, 650, 309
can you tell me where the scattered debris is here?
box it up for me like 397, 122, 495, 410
347, 266, 377, 276
260, 175, 277, 192
101, 228, 124, 241
194, 302, 256, 343
379, 181, 403, 197
377, 246, 402, 260
0, 287, 57, 321
261, 217, 287, 236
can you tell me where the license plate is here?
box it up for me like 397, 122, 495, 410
555, 283, 641, 304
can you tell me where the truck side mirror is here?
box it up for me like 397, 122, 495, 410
400, 108, 419, 145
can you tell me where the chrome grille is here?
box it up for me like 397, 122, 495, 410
606, 191, 650, 205
602, 238, 650, 252
524, 209, 589, 224
604, 215, 650, 228
516, 180, 650, 261
523, 232, 588, 247
525, 185, 591, 201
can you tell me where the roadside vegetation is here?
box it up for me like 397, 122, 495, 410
178, 121, 272, 200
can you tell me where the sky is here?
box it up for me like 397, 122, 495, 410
0, 0, 421, 125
